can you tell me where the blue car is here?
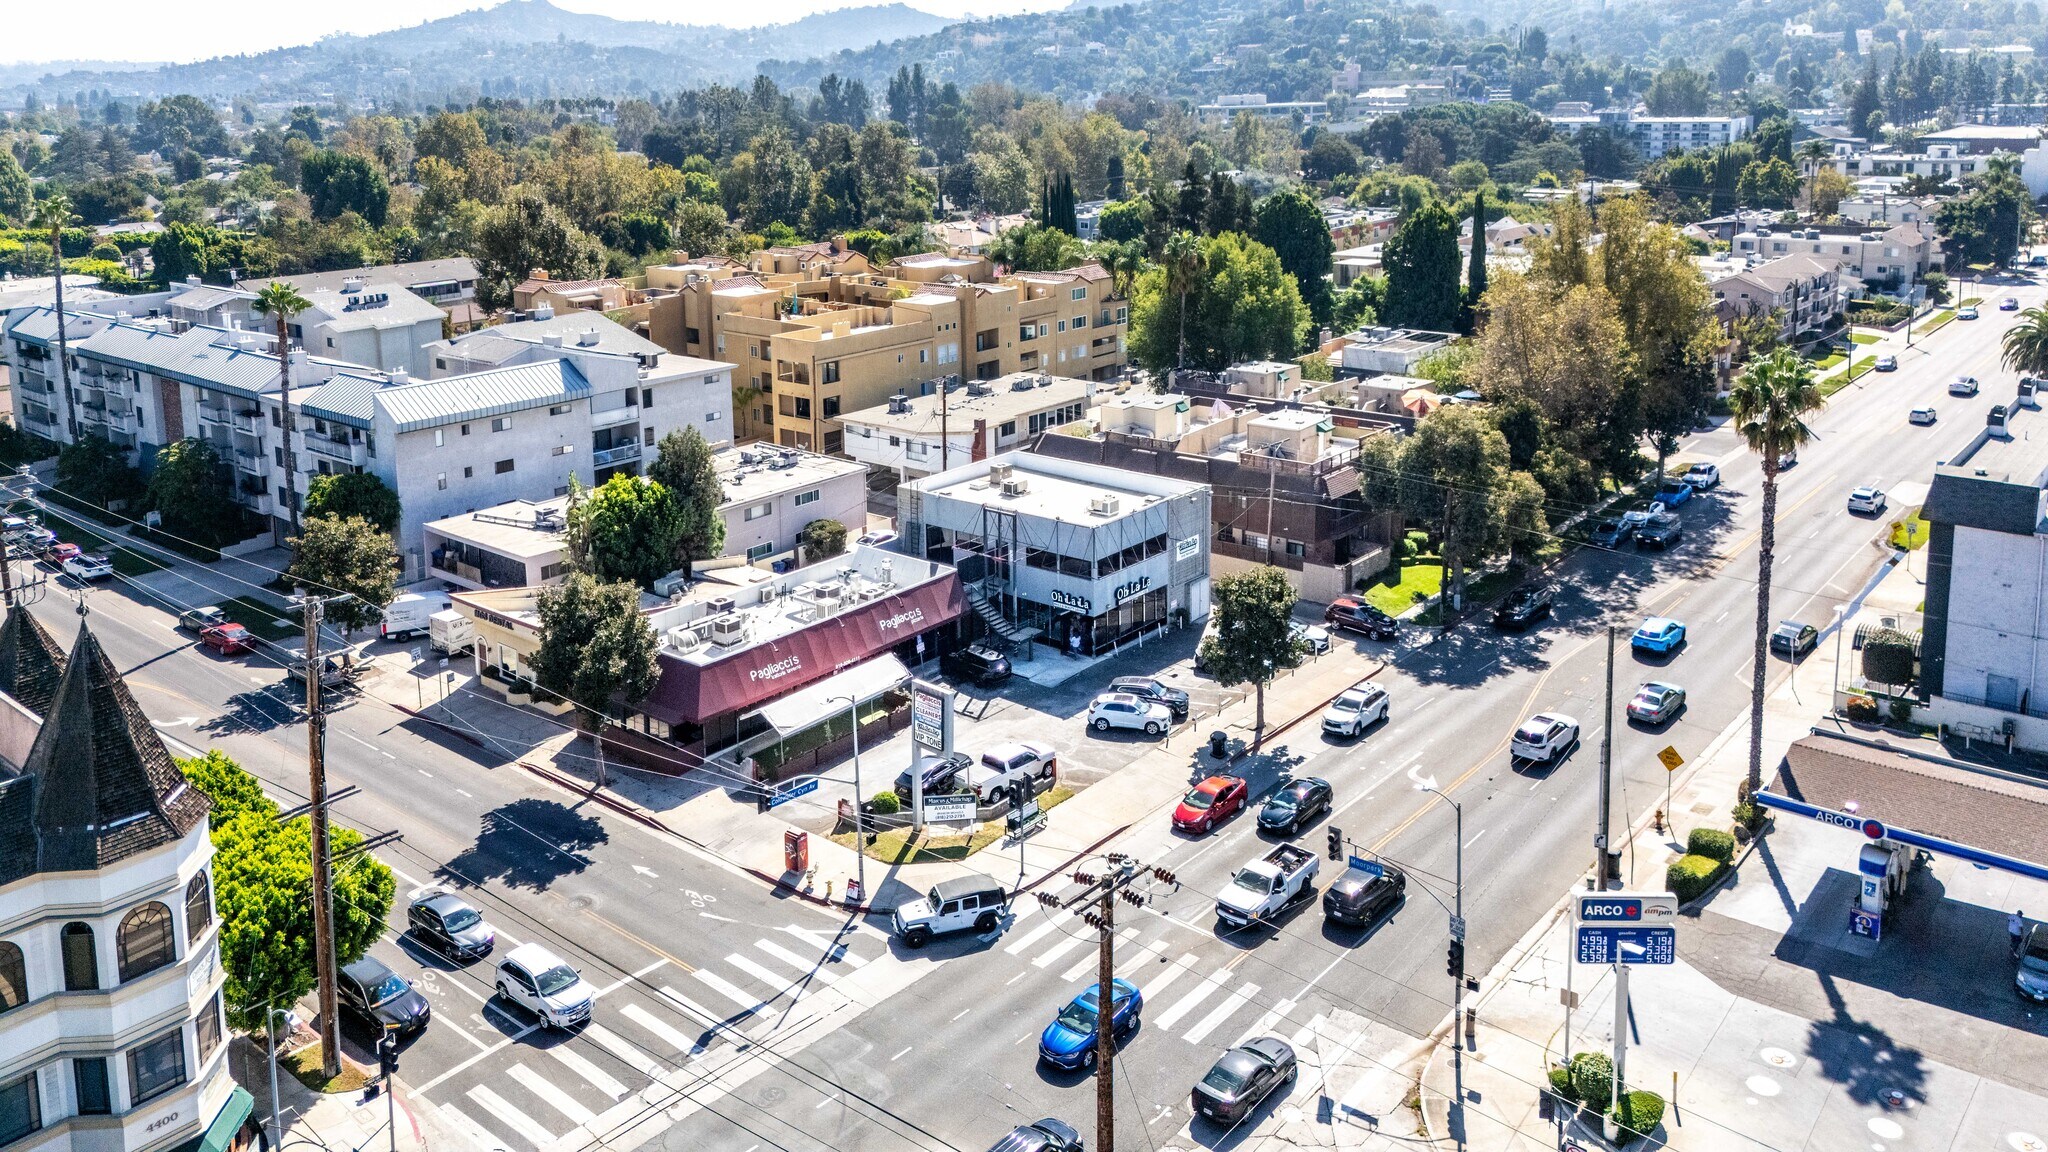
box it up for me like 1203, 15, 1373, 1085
1038, 978, 1143, 1069
1652, 479, 1693, 509
1631, 617, 1687, 655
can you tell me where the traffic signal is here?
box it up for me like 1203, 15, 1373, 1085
1446, 941, 1465, 979
377, 1032, 399, 1079
1327, 827, 1344, 861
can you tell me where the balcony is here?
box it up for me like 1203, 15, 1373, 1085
75, 403, 106, 426
21, 415, 58, 439
592, 443, 642, 468
589, 403, 640, 430
304, 432, 365, 464
104, 409, 136, 433
232, 449, 267, 475
199, 405, 232, 426
231, 411, 264, 435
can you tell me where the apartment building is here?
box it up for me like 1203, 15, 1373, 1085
162, 275, 446, 378
1836, 195, 1941, 227
1547, 109, 1753, 159
1820, 142, 1999, 182
239, 258, 482, 326
0, 608, 253, 1152
1707, 254, 1842, 343
513, 272, 637, 317
640, 255, 1128, 453
837, 372, 1098, 481
1729, 221, 1936, 290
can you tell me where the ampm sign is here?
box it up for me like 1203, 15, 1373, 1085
1756, 790, 2048, 883
1574, 893, 1678, 925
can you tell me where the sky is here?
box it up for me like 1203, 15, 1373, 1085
0, 0, 1069, 66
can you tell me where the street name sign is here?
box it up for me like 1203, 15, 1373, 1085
768, 778, 819, 809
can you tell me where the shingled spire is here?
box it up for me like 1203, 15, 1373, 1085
21, 618, 209, 872
0, 604, 68, 717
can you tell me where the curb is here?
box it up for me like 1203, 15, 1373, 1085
389, 701, 488, 750
1225, 654, 1391, 764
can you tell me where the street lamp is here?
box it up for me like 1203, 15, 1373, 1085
827, 694, 866, 902
1415, 782, 1467, 1051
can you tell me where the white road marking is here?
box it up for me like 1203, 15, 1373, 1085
754, 940, 840, 985
1032, 932, 1090, 969
456, 788, 472, 797
595, 959, 668, 996
951, 1007, 970, 1021
344, 732, 378, 750
891, 1046, 912, 1062
465, 1085, 557, 1148
546, 1045, 628, 1100
507, 1064, 596, 1125
1156, 967, 1230, 1030
1142, 953, 1200, 1004
582, 1023, 662, 1075
1232, 997, 1297, 1049
1116, 937, 1168, 980
813, 1092, 838, 1110
433, 1103, 512, 1152
1465, 829, 1487, 848
724, 952, 805, 1002
1062, 928, 1136, 981
1183, 982, 1261, 1044
690, 969, 766, 1014
624, 1000, 706, 1055
1005, 916, 1064, 956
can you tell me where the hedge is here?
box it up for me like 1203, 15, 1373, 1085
1667, 853, 1725, 902
1844, 694, 1880, 723
1569, 1051, 1614, 1110
1610, 1089, 1667, 1145
1687, 827, 1735, 863
1547, 1064, 1576, 1101
869, 791, 901, 815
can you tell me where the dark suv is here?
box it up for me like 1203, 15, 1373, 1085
1324, 598, 1398, 640
942, 644, 1013, 685
338, 956, 431, 1037
894, 752, 972, 800
1636, 512, 1683, 550
1493, 585, 1554, 631
1322, 862, 1406, 929
1107, 676, 1190, 719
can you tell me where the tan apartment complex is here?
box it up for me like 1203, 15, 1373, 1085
639, 245, 1129, 453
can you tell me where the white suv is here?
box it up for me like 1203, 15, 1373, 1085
1846, 486, 1886, 514
1087, 693, 1172, 735
1951, 375, 1980, 397
965, 741, 1058, 801
494, 943, 595, 1028
1510, 713, 1580, 764
1321, 681, 1390, 738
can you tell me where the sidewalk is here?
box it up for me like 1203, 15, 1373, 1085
227, 1035, 469, 1152
1417, 556, 2048, 1151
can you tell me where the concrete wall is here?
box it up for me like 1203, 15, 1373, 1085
1936, 523, 2048, 712
720, 467, 866, 563
382, 406, 586, 574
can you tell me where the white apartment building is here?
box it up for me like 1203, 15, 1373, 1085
837, 372, 1097, 481
1547, 109, 1753, 159
0, 608, 250, 1152
239, 259, 482, 324
161, 277, 446, 378
1729, 222, 1936, 290
1706, 254, 1842, 342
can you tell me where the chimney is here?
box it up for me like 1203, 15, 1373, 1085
288, 349, 307, 369
577, 328, 600, 347
531, 303, 555, 321
529, 268, 550, 282
972, 419, 989, 462
387, 366, 409, 385
542, 333, 565, 348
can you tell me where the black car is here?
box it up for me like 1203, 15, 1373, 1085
942, 644, 1013, 686
1770, 620, 1819, 657
986, 1118, 1082, 1152
1108, 675, 1190, 719
1493, 585, 1554, 631
1191, 1036, 1297, 1125
1322, 862, 1406, 929
1324, 598, 1398, 640
1257, 777, 1332, 836
894, 752, 972, 800
1589, 519, 1631, 548
338, 956, 431, 1037
1635, 512, 1683, 550
406, 890, 496, 961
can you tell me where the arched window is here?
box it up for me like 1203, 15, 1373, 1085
184, 873, 213, 945
116, 903, 175, 983
0, 941, 25, 1012
61, 923, 98, 991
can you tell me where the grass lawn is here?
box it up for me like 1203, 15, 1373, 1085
1889, 507, 1930, 550
1916, 310, 1957, 336
1849, 331, 1880, 345
1820, 358, 1878, 398
280, 1045, 370, 1094
836, 786, 1074, 864
1960, 295, 1984, 306
1810, 351, 1846, 371
1361, 562, 1443, 617
35, 508, 166, 576
223, 595, 301, 641
1414, 568, 1523, 627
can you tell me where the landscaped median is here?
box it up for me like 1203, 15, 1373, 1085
832, 785, 1075, 864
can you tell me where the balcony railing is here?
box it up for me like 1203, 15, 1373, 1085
232, 450, 267, 475
589, 403, 639, 430
21, 416, 57, 439
304, 433, 362, 462
592, 443, 642, 468
231, 412, 264, 435
199, 405, 231, 426
104, 410, 136, 432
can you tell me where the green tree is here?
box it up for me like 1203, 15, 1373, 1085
1128, 232, 1309, 373
646, 428, 726, 578
1644, 64, 1712, 115
151, 222, 237, 286
801, 517, 848, 561
1730, 349, 1823, 794
1196, 566, 1304, 747
1382, 201, 1463, 331
254, 281, 312, 534
2003, 308, 2048, 377
988, 222, 1084, 272
286, 514, 399, 635
1935, 158, 2032, 267
304, 472, 400, 535
473, 193, 605, 310
55, 434, 136, 509
145, 438, 231, 544
530, 572, 660, 757
300, 150, 390, 226
1463, 188, 1489, 333
1253, 187, 1336, 324
580, 475, 686, 587
1096, 199, 1149, 245
1735, 158, 1800, 210
31, 195, 78, 415
0, 150, 31, 224
1304, 134, 1364, 183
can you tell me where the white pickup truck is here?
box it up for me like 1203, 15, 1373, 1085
1216, 844, 1320, 928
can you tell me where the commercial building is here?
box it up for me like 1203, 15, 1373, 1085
424, 498, 576, 591
1330, 327, 1458, 376
1195, 94, 1328, 123
836, 372, 1099, 482
0, 607, 253, 1152
901, 451, 1212, 655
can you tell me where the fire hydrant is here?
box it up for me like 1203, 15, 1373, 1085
1652, 808, 1666, 834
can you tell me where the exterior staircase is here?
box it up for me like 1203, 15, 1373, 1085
964, 584, 1030, 648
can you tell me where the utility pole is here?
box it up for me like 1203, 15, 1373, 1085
1597, 625, 1616, 890
301, 590, 342, 1079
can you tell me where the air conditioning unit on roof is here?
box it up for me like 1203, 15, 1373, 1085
1089, 493, 1120, 516
1001, 476, 1030, 497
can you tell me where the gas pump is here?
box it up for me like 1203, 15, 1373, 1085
1853, 840, 1910, 940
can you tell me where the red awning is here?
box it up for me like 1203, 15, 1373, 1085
638, 574, 964, 725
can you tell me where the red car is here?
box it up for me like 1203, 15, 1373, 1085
200, 623, 255, 655
44, 541, 80, 565
1174, 775, 1249, 834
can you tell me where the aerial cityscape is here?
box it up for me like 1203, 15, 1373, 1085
0, 2, 2045, 1152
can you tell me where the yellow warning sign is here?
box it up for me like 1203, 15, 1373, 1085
1658, 745, 1685, 772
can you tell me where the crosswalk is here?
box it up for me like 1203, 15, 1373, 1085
425, 926, 876, 1152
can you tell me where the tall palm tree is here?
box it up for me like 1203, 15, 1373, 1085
254, 282, 312, 536
1163, 230, 1205, 371
1797, 140, 1832, 211
2002, 306, 2048, 377
1730, 348, 1824, 795
30, 195, 77, 432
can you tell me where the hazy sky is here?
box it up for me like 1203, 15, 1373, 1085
1, 0, 1068, 66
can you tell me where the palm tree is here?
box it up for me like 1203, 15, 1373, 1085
254, 282, 312, 536
1163, 230, 1205, 371
1797, 140, 1832, 211
1730, 348, 1824, 795
2002, 307, 2048, 377
30, 195, 77, 432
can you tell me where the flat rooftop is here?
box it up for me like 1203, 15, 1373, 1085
714, 445, 865, 506
650, 544, 954, 667
425, 498, 569, 560
839, 373, 1093, 435
1941, 397, 2048, 486
915, 451, 1201, 523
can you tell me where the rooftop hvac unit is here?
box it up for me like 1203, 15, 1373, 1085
1088, 493, 1121, 516
710, 614, 749, 643
706, 595, 736, 615
988, 462, 1014, 483
666, 625, 704, 652
1012, 377, 1036, 391
769, 451, 799, 469
1001, 476, 1030, 497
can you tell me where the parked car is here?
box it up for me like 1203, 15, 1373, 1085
1320, 681, 1389, 738
406, 888, 497, 961
1493, 584, 1554, 631
1322, 861, 1406, 929
1626, 682, 1687, 726
855, 529, 898, 548
1875, 355, 1898, 372
1631, 617, 1687, 655
964, 742, 1058, 803
1256, 777, 1333, 836
1635, 511, 1684, 551
1088, 692, 1172, 736
1952, 375, 1981, 396
1215, 843, 1320, 928
338, 956, 431, 1037
892, 876, 1009, 948
1323, 598, 1398, 640
942, 644, 1013, 686
1174, 775, 1249, 834
1191, 1037, 1297, 1126
43, 541, 79, 565
1910, 405, 1938, 426
1770, 620, 1819, 657
1038, 978, 1142, 1070
1589, 518, 1632, 548
178, 606, 229, 632
1652, 478, 1694, 509
1959, 305, 1980, 320
2033, 254, 2047, 267
2018, 924, 2048, 1003
200, 623, 255, 655
494, 943, 595, 1029
62, 553, 113, 581
2000, 297, 2019, 311
1290, 622, 1331, 655
1107, 676, 1189, 719
1619, 507, 1656, 534
1683, 463, 1721, 490
1847, 486, 1887, 514
986, 1119, 1083, 1152
894, 752, 972, 801
1511, 713, 1580, 763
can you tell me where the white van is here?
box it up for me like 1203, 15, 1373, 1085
428, 609, 474, 656
381, 592, 453, 642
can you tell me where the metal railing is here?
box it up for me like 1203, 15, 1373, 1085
592, 443, 642, 467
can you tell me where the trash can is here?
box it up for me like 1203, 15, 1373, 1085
1209, 731, 1228, 758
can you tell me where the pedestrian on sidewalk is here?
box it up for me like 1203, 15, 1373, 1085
2013, 909, 2028, 956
